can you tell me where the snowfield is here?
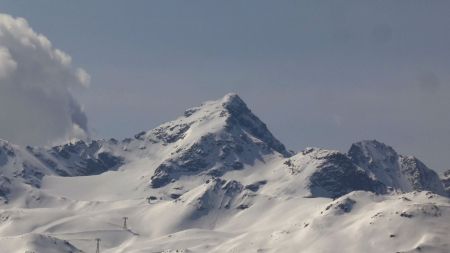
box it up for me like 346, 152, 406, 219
0, 94, 449, 253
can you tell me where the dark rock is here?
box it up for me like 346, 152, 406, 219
36, 141, 124, 177
322, 197, 356, 215
237, 204, 249, 210
150, 133, 261, 188
245, 180, 267, 192
151, 123, 191, 144
170, 193, 182, 199
222, 94, 291, 158
400, 212, 413, 218
309, 151, 386, 198
349, 140, 446, 196
134, 131, 146, 140
187, 179, 244, 220
184, 108, 199, 117
0, 176, 11, 203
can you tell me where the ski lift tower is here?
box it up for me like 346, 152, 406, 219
123, 217, 129, 230
95, 238, 101, 253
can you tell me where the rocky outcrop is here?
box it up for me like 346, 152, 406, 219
442, 170, 450, 197
306, 149, 386, 198
348, 140, 446, 196
150, 94, 292, 188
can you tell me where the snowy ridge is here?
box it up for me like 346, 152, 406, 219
0, 139, 55, 206
0, 233, 82, 253
349, 140, 446, 195
29, 139, 124, 177
0, 94, 449, 253
147, 93, 291, 188
279, 147, 386, 198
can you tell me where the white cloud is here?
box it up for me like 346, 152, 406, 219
0, 47, 17, 79
0, 13, 90, 146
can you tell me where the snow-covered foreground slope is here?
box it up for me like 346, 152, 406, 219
0, 94, 449, 253
1, 186, 449, 253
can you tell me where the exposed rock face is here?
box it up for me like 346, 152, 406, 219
442, 170, 450, 196
399, 156, 446, 195
29, 140, 124, 177
245, 180, 267, 192
0, 141, 14, 166
147, 123, 192, 144
322, 197, 357, 215
348, 140, 446, 196
280, 148, 386, 198
0, 176, 11, 203
192, 179, 244, 211
0, 138, 124, 203
0, 140, 49, 188
221, 94, 291, 157
304, 149, 386, 198
348, 140, 402, 187
150, 94, 292, 188
178, 178, 247, 220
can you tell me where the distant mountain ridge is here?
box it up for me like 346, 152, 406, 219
0, 94, 448, 205
348, 140, 446, 196
0, 93, 449, 253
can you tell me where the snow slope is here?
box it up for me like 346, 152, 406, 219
0, 94, 449, 253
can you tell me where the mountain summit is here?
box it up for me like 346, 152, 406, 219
146, 93, 292, 188
0, 94, 449, 253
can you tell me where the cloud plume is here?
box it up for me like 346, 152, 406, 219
0, 13, 90, 146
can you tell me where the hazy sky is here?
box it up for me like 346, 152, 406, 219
0, 1, 449, 172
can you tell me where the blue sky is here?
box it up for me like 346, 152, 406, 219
1, 1, 449, 172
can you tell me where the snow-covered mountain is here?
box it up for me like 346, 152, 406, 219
279, 148, 386, 198
0, 94, 449, 253
146, 93, 291, 188
0, 138, 124, 206
348, 140, 446, 195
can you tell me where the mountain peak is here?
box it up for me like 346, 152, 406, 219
222, 92, 241, 103
148, 93, 291, 188
348, 139, 446, 195
349, 140, 398, 159
221, 93, 247, 112
182, 93, 248, 119
147, 93, 290, 155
